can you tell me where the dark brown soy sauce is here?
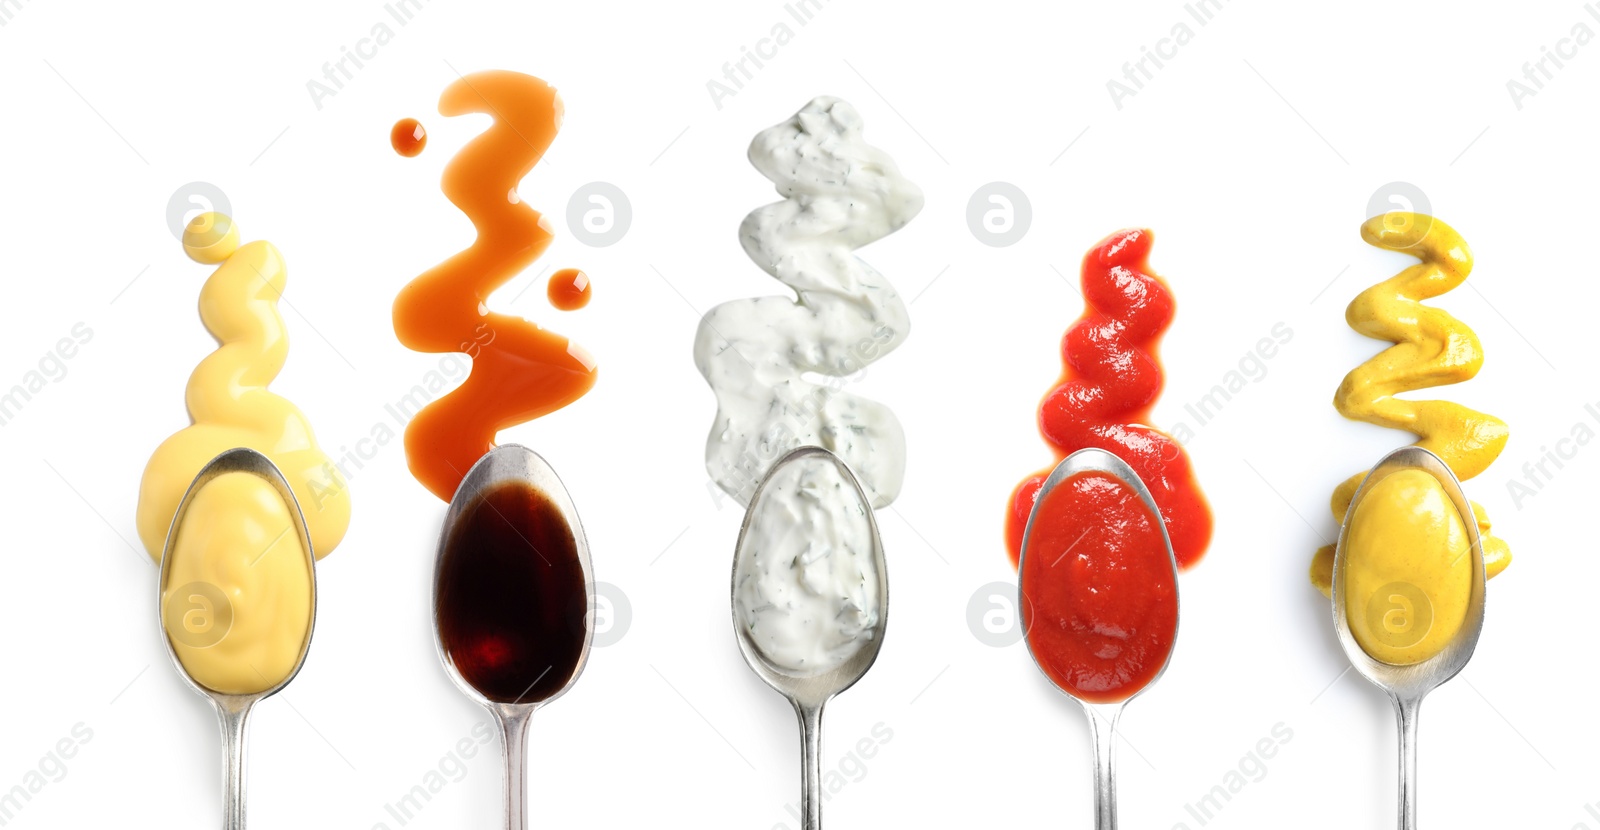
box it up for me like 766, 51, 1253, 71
436, 480, 588, 704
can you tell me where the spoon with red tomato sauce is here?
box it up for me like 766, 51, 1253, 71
1018, 448, 1179, 830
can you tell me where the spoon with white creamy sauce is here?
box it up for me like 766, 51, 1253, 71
732, 446, 888, 830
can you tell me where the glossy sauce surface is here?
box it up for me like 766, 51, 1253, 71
1021, 471, 1177, 704
1005, 229, 1211, 570
391, 117, 427, 157
161, 472, 313, 695
1342, 469, 1471, 666
1311, 214, 1509, 595
436, 480, 588, 704
393, 71, 597, 502
137, 212, 349, 561
547, 268, 591, 310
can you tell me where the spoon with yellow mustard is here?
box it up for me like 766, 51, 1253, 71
158, 448, 317, 830
1331, 445, 1486, 830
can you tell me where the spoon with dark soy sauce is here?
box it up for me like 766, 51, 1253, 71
432, 444, 594, 830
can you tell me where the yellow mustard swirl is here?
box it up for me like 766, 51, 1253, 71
136, 212, 349, 561
1311, 213, 1509, 596
160, 471, 313, 694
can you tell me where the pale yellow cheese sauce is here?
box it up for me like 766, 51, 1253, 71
161, 472, 312, 694
141, 212, 340, 694
137, 212, 349, 563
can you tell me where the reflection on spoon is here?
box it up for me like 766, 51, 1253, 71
1332, 446, 1487, 830
157, 448, 316, 830
432, 444, 593, 830
732, 447, 889, 830
1017, 448, 1180, 830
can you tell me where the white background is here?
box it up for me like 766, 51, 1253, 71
0, 0, 1594, 828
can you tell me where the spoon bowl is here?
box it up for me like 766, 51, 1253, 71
731, 446, 889, 830
1016, 447, 1181, 830
1330, 445, 1487, 829
157, 447, 317, 830
431, 444, 594, 830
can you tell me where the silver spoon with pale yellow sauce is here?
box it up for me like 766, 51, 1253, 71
158, 448, 317, 830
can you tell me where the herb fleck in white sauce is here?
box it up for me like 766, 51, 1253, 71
734, 453, 880, 674
694, 96, 923, 508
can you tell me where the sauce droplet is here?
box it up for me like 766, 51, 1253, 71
391, 118, 426, 157
547, 269, 591, 310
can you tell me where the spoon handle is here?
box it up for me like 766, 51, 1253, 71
215, 697, 254, 830
494, 705, 536, 830
1083, 702, 1123, 830
795, 700, 826, 830
1392, 694, 1422, 830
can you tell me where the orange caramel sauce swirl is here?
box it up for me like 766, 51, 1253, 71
393, 71, 597, 501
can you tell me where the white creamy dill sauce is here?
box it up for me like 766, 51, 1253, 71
734, 452, 881, 675
694, 96, 923, 509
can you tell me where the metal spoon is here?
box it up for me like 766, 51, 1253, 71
431, 444, 595, 830
1331, 446, 1487, 830
731, 446, 890, 830
1017, 448, 1181, 830
157, 447, 317, 830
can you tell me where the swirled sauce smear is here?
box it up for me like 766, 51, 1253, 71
734, 453, 879, 675
694, 97, 923, 508
1004, 230, 1212, 569
137, 212, 350, 561
161, 472, 313, 695
1342, 469, 1471, 665
393, 71, 597, 502
1310, 214, 1509, 596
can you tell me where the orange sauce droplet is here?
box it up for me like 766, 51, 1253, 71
391, 118, 426, 157
392, 72, 597, 502
547, 269, 591, 310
